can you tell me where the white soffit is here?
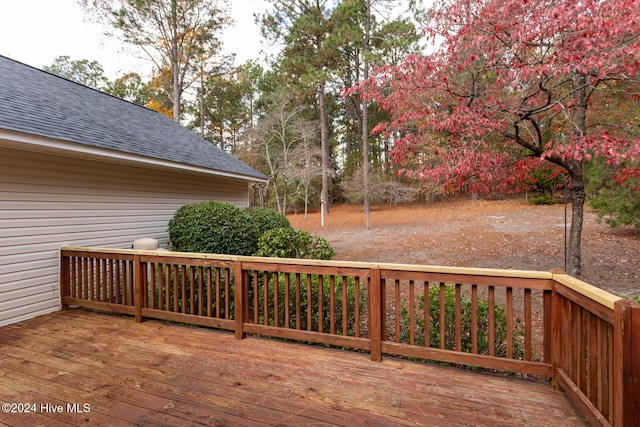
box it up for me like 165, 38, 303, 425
0, 129, 266, 183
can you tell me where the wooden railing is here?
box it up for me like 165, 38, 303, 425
59, 246, 639, 427
551, 273, 639, 427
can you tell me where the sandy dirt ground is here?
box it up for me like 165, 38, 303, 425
287, 197, 639, 297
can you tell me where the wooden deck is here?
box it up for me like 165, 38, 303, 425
0, 310, 587, 426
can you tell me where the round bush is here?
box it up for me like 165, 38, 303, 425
254, 227, 336, 260
243, 207, 291, 240
168, 201, 254, 255
528, 195, 555, 205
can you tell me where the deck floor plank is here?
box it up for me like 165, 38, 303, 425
0, 310, 587, 426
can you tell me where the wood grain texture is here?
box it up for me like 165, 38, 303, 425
0, 310, 587, 426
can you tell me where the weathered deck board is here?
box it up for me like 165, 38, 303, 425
0, 310, 587, 426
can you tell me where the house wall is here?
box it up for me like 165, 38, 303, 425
0, 146, 251, 326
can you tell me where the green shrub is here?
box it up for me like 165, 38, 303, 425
168, 201, 255, 255
248, 273, 364, 334
243, 207, 291, 240
586, 157, 639, 229
528, 195, 555, 205
588, 178, 640, 228
254, 227, 336, 260
401, 284, 524, 359
153, 265, 234, 318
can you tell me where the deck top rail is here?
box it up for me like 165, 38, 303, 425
59, 246, 639, 427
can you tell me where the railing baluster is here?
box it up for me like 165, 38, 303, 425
394, 279, 400, 343
207, 267, 213, 318
317, 274, 323, 333
225, 268, 230, 319
506, 287, 513, 358
88, 257, 95, 301
488, 285, 495, 356
234, 261, 245, 338
455, 283, 461, 351
171, 265, 177, 312
525, 288, 532, 361
439, 282, 445, 350
306, 274, 312, 331
341, 276, 347, 336
253, 270, 259, 324
197, 266, 203, 316
134, 255, 143, 322
409, 280, 415, 345
571, 301, 580, 382
148, 263, 155, 309
69, 256, 76, 299
108, 259, 113, 303
424, 281, 430, 347
101, 258, 107, 302
285, 273, 291, 328
579, 308, 588, 393
164, 264, 170, 311
588, 313, 597, 402
355, 276, 360, 338
116, 260, 122, 305
596, 318, 604, 413
295, 273, 301, 330
274, 272, 279, 328
329, 275, 335, 334
543, 289, 551, 363
94, 258, 100, 301
82, 257, 89, 300
181, 265, 187, 314
263, 271, 269, 326
216, 268, 222, 318
607, 320, 614, 421
189, 266, 195, 314
471, 284, 477, 354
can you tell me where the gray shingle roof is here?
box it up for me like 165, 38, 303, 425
0, 55, 265, 180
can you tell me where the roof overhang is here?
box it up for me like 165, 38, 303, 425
0, 129, 267, 183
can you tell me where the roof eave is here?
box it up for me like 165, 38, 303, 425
0, 129, 268, 183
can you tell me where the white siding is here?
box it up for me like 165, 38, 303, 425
0, 147, 251, 326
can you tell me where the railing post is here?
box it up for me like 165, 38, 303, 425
234, 260, 245, 340
550, 280, 563, 391
59, 249, 70, 310
369, 267, 382, 362
133, 254, 145, 323
543, 289, 552, 364
613, 299, 640, 427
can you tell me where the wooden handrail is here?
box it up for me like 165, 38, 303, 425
553, 272, 621, 310
60, 245, 553, 278
59, 246, 638, 427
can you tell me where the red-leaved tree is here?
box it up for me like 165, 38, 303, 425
351, 0, 640, 277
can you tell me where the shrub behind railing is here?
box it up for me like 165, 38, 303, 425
246, 271, 364, 335
400, 283, 525, 360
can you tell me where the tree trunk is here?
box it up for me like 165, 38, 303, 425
362, 0, 371, 229
199, 68, 205, 138
319, 81, 330, 214
171, 4, 180, 123
567, 162, 585, 278
304, 185, 309, 219
273, 180, 283, 214
173, 62, 181, 123
566, 73, 589, 278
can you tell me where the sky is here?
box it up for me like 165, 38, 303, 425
0, 0, 269, 79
